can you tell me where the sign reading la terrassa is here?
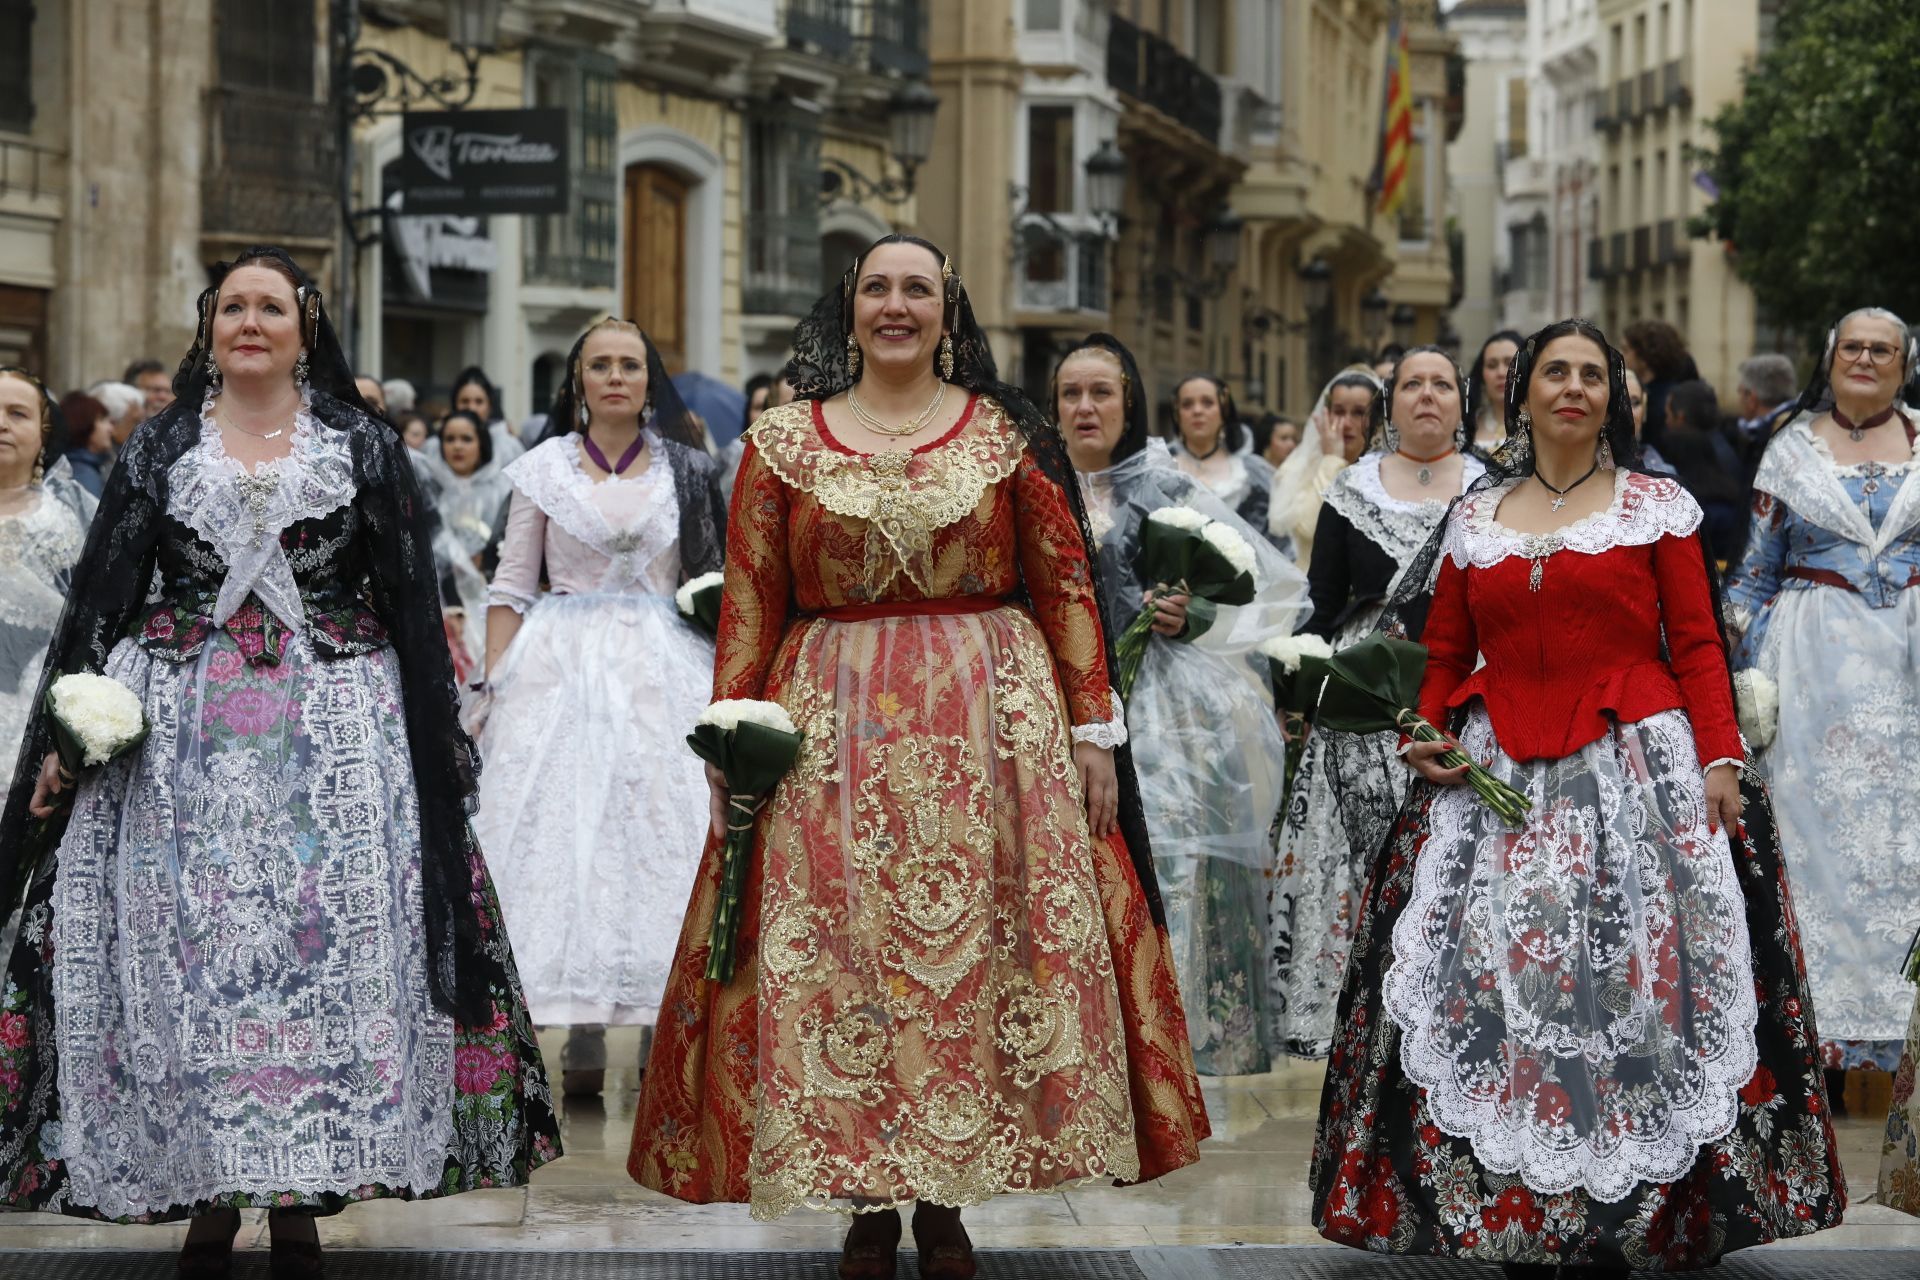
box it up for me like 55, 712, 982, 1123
399, 108, 570, 216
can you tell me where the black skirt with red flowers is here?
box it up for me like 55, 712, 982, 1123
1310, 771, 1847, 1272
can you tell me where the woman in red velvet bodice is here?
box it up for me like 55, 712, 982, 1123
1311, 321, 1844, 1276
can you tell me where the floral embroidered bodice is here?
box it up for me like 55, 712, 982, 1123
140, 394, 385, 666
1727, 419, 1920, 647
489, 435, 684, 610
1420, 469, 1741, 765
717, 396, 1112, 724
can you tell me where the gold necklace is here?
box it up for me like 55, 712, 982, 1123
848, 380, 947, 438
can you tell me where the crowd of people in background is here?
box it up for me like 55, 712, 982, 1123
7, 238, 1920, 1279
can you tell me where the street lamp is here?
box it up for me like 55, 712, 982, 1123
1085, 140, 1127, 230
446, 0, 504, 53
344, 0, 502, 120
1298, 258, 1333, 313
1361, 288, 1391, 349
1206, 207, 1244, 274
819, 81, 942, 205
1391, 303, 1418, 349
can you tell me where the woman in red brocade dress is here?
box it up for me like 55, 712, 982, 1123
628, 236, 1208, 1279
1312, 320, 1845, 1276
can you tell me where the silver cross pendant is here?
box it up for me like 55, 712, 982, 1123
1550, 495, 1567, 511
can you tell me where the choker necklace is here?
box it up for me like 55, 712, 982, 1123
1395, 444, 1456, 486
849, 381, 947, 438
1834, 404, 1900, 443
581, 429, 646, 476
1189, 439, 1225, 461
1535, 461, 1601, 511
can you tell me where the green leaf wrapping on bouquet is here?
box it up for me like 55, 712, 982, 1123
685, 580, 723, 636
1185, 539, 1256, 608
1138, 516, 1205, 589
1174, 595, 1217, 644
686, 717, 806, 983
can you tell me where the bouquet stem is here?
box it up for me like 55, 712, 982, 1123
1113, 581, 1187, 702
1394, 710, 1532, 826
704, 792, 766, 983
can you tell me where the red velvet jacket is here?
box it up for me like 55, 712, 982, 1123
1417, 470, 1744, 767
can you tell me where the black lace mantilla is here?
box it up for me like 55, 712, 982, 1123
0, 389, 494, 1023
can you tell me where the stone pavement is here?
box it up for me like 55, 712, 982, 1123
6, 1029, 1917, 1276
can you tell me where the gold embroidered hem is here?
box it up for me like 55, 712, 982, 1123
744, 604, 1140, 1221
748, 398, 1024, 596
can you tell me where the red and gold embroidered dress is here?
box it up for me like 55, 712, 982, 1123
628, 396, 1208, 1219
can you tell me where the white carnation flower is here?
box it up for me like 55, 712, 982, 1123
676, 570, 726, 615
1733, 669, 1778, 751
1199, 519, 1256, 577
699, 698, 798, 735
1257, 633, 1334, 673
48, 673, 146, 765
1144, 505, 1211, 534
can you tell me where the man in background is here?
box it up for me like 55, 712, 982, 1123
123, 359, 174, 420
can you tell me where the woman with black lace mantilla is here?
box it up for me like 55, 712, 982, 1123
628, 235, 1209, 1280
0, 248, 559, 1277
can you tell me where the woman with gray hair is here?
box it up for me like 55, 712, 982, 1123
1726, 304, 1920, 1083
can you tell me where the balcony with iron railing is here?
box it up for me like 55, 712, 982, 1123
202, 85, 336, 242
1614, 78, 1636, 122
1640, 68, 1660, 117
868, 0, 928, 76
1632, 225, 1652, 271
1662, 60, 1691, 109
745, 211, 824, 317
785, 0, 855, 58
1588, 236, 1607, 280
1656, 218, 1689, 266
1107, 14, 1222, 147
1609, 231, 1627, 275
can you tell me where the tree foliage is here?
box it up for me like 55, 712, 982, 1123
1694, 0, 1920, 347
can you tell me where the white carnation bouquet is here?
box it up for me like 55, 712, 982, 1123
1259, 633, 1336, 736
675, 569, 726, 637
45, 672, 148, 774
1732, 669, 1778, 752
688, 698, 805, 982
1112, 506, 1259, 700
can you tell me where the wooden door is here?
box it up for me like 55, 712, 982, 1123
623, 164, 689, 372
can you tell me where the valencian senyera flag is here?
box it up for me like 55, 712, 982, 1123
1374, 11, 1413, 219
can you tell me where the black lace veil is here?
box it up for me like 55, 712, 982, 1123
782, 236, 1165, 924
3, 246, 493, 1023
1049, 332, 1150, 462
539, 319, 705, 452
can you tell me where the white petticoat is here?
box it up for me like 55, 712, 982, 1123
1383, 705, 1757, 1203
474, 591, 715, 1026
1748, 585, 1920, 1045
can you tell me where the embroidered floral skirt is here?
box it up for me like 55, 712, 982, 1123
475, 591, 715, 1026
0, 633, 558, 1222
1131, 637, 1287, 1076
628, 604, 1208, 1219
1876, 988, 1920, 1215
1313, 707, 1845, 1270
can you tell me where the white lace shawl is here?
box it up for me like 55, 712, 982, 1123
1444, 468, 1703, 572
1752, 415, 1920, 555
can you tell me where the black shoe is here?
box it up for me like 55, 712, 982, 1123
267, 1209, 324, 1280
176, 1208, 241, 1279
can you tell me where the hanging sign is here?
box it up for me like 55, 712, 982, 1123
399, 108, 570, 215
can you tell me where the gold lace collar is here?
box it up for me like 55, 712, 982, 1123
751, 396, 1025, 594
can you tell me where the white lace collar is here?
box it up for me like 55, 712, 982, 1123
169, 388, 355, 632
1755, 416, 1920, 554
1326, 452, 1485, 565
503, 433, 680, 592
1445, 468, 1702, 575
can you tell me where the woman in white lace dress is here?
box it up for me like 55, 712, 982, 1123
0, 248, 558, 1276
1726, 306, 1920, 1078
471, 317, 725, 1096
0, 373, 94, 764
1269, 348, 1483, 1058
427, 409, 512, 674
1266, 368, 1380, 565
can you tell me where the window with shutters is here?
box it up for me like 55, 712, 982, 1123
743, 107, 822, 317
526, 50, 617, 289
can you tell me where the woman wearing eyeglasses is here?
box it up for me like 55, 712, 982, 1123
1726, 306, 1920, 1083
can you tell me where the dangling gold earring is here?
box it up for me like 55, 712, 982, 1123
846, 333, 862, 379
939, 335, 955, 381
1597, 434, 1616, 469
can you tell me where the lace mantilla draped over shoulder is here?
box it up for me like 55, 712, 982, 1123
750, 398, 1024, 596
1446, 469, 1701, 588
1754, 417, 1920, 555
1325, 453, 1486, 594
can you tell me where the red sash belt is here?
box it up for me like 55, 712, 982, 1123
1783, 566, 1858, 593
813, 595, 1008, 622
